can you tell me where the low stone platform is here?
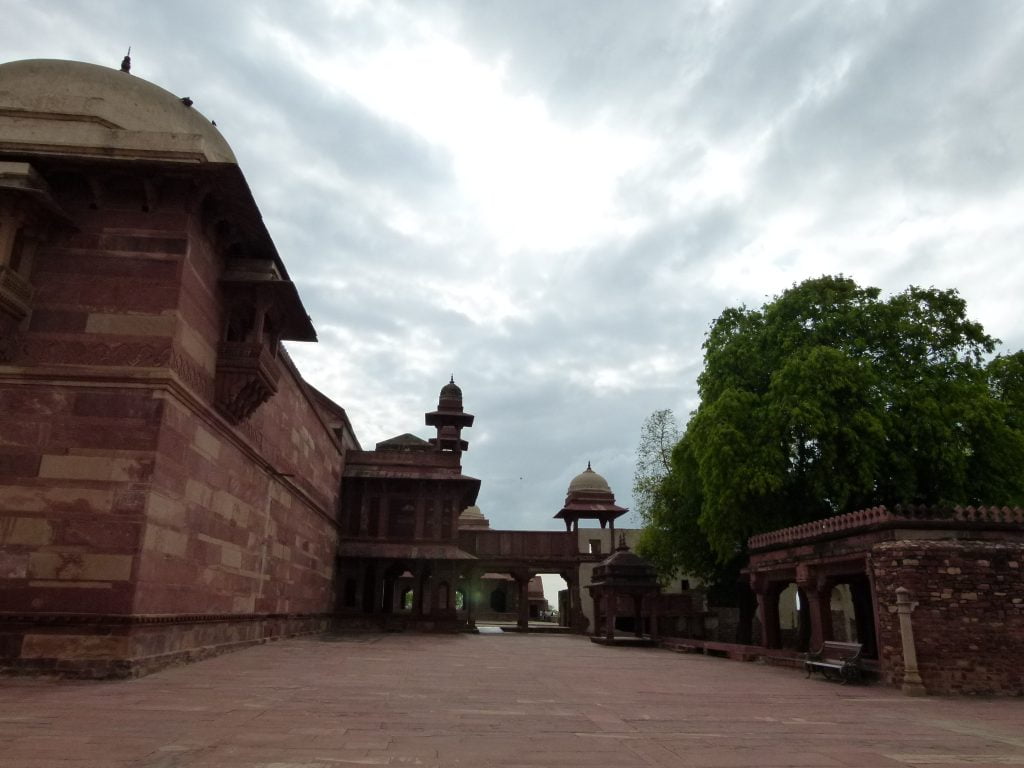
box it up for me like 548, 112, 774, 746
590, 635, 657, 647
1, 633, 1022, 767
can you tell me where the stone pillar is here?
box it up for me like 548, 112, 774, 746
632, 594, 643, 638
649, 595, 659, 642
589, 587, 600, 636
569, 575, 586, 632
427, 573, 439, 617
413, 563, 426, 616
895, 587, 927, 696
414, 495, 425, 540
753, 579, 781, 649
372, 563, 385, 614
377, 497, 388, 540
358, 494, 369, 536
465, 571, 477, 630
605, 590, 616, 640
801, 577, 833, 650
516, 573, 531, 631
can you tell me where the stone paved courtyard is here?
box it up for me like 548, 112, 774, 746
1, 633, 1023, 768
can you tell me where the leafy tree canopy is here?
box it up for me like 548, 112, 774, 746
638, 275, 1024, 586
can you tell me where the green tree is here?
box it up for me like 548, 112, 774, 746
640, 275, 1024, 585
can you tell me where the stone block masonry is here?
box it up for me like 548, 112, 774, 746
872, 539, 1024, 696
0, 157, 346, 678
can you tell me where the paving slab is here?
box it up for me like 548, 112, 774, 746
1, 633, 1022, 767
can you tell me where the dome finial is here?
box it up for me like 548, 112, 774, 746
120, 47, 131, 74
587, 460, 591, 471
450, 374, 454, 384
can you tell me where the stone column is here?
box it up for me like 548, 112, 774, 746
895, 587, 927, 696
413, 563, 426, 617
632, 594, 643, 638
358, 494, 369, 536
414, 495, 425, 540
377, 497, 388, 539
753, 578, 781, 649
605, 590, 616, 640
569, 575, 586, 633
649, 595, 659, 642
516, 573, 531, 631
465, 571, 477, 631
371, 563, 385, 614
801, 577, 833, 650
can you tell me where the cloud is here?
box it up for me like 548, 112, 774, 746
3, 0, 1023, 540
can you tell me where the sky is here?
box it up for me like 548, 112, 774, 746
4, 0, 1024, 548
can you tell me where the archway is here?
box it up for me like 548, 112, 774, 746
490, 588, 507, 613
777, 583, 810, 651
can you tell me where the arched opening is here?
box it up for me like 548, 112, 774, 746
401, 587, 414, 612
777, 583, 810, 651
361, 564, 375, 614
490, 588, 506, 613
342, 577, 357, 608
835, 574, 878, 658
830, 583, 857, 642
454, 588, 465, 611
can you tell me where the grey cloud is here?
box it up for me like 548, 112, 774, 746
5, 0, 1022, 535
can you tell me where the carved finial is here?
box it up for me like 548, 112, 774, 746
587, 460, 592, 471
120, 47, 131, 73
450, 374, 454, 384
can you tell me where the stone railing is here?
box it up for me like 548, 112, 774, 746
747, 504, 1024, 550
459, 530, 577, 561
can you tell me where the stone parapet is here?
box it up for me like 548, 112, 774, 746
749, 505, 1024, 551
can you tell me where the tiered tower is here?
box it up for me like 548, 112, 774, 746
425, 376, 474, 453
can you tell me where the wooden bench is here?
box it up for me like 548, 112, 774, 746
804, 641, 863, 683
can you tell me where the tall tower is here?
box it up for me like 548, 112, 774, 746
425, 376, 474, 453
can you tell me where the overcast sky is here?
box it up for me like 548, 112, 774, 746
4, 0, 1024, 537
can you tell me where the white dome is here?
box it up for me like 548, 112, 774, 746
0, 59, 236, 164
567, 464, 611, 495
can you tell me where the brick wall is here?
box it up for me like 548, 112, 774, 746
872, 539, 1024, 696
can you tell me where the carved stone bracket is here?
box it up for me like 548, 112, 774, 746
214, 340, 281, 424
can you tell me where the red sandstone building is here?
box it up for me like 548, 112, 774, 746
0, 58, 626, 674
2, 59, 1021, 696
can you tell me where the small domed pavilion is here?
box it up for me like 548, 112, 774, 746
554, 462, 628, 544
587, 534, 661, 645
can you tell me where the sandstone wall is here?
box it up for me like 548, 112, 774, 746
872, 539, 1024, 696
1, 175, 344, 676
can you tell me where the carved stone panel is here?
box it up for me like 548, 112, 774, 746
214, 340, 280, 424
